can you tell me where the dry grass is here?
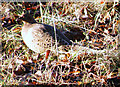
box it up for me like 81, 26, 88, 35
1, 1, 120, 86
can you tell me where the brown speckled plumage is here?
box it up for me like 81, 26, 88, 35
20, 14, 72, 53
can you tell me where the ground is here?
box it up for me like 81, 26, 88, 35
1, 1, 120, 86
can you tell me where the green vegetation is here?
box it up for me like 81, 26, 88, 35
1, 1, 120, 86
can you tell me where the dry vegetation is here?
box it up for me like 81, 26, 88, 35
1, 1, 120, 87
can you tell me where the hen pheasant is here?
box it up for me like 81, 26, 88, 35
20, 13, 72, 53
